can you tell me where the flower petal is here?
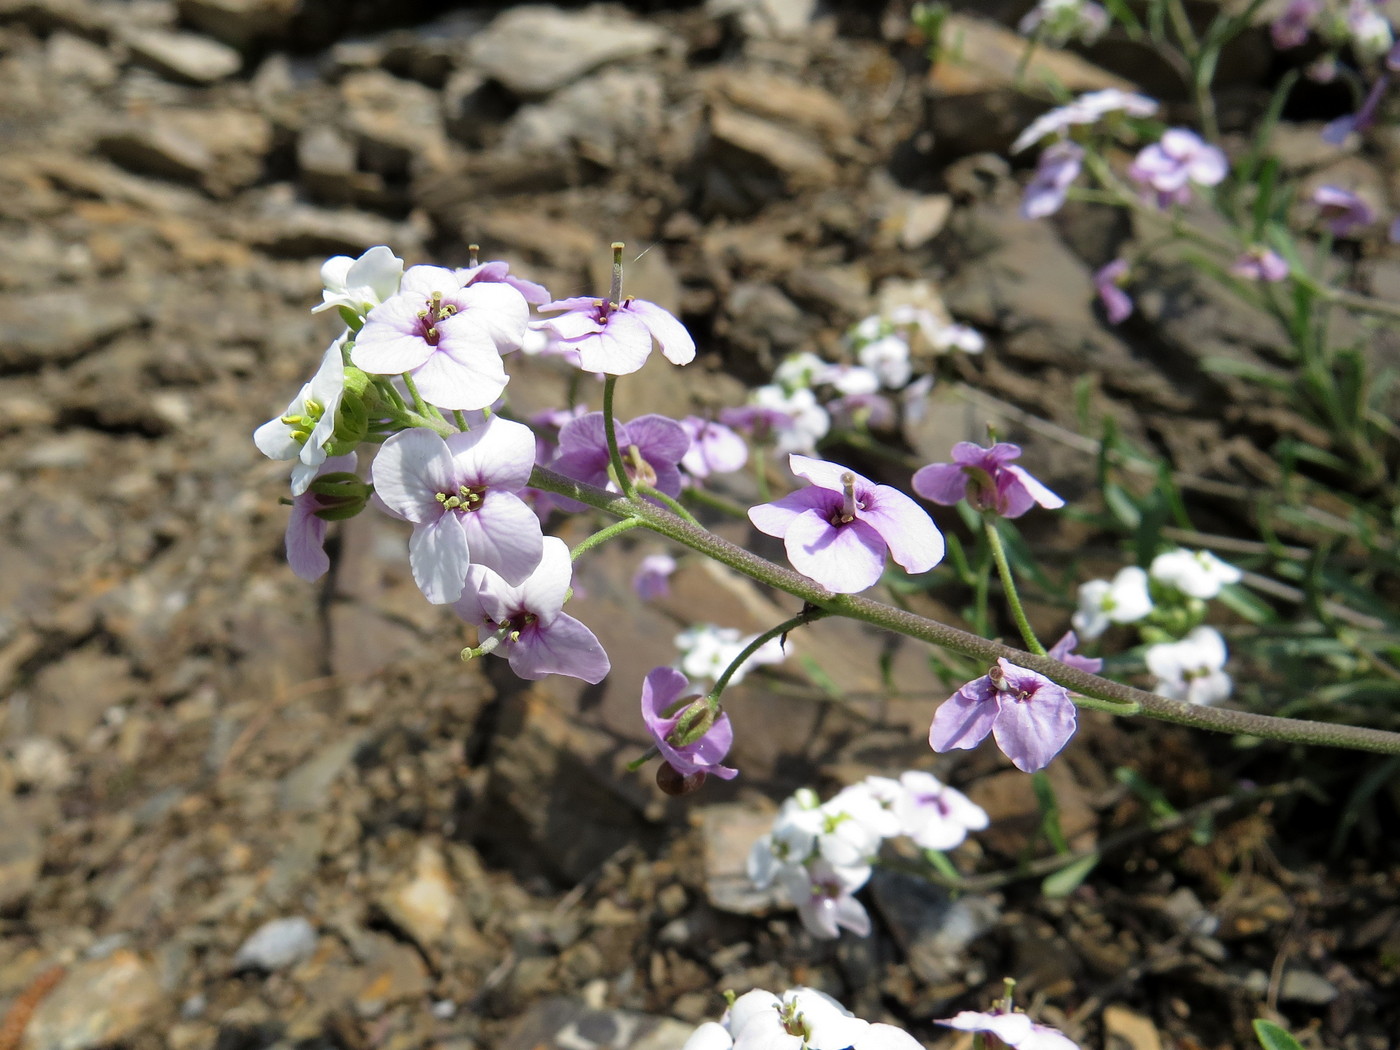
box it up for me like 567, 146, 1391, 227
460, 493, 544, 586
783, 511, 886, 593
408, 514, 472, 604
860, 484, 944, 575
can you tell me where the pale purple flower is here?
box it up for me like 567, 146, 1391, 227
721, 385, 831, 455
679, 417, 749, 481
532, 295, 695, 375
455, 259, 551, 305
1271, 0, 1321, 49
938, 1009, 1080, 1050
1231, 246, 1289, 282
912, 441, 1064, 519
784, 858, 873, 940
371, 420, 542, 604
1313, 185, 1375, 236
1129, 128, 1228, 208
1022, 141, 1084, 219
314, 246, 403, 317
1018, 0, 1109, 46
453, 536, 609, 683
1011, 89, 1158, 154
522, 405, 587, 518
929, 659, 1078, 773
749, 455, 945, 594
1094, 258, 1133, 323
351, 264, 529, 411
892, 771, 989, 851
254, 336, 348, 496
284, 453, 358, 581
633, 553, 678, 601
551, 412, 690, 498
1348, 0, 1394, 59
828, 392, 897, 431
1047, 630, 1102, 674
1323, 75, 1390, 144
640, 666, 737, 781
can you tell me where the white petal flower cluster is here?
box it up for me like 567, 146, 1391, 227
748, 773, 988, 940
682, 987, 923, 1050
1071, 566, 1154, 639
1145, 626, 1232, 706
1149, 548, 1242, 600
674, 625, 787, 686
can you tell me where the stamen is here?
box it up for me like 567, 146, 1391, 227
838, 472, 858, 523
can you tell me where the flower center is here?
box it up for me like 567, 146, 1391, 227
830, 472, 863, 526
280, 397, 325, 446
626, 444, 658, 488
415, 290, 458, 346
436, 483, 486, 513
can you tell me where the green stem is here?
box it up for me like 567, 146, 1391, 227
684, 485, 751, 519
601, 374, 634, 499
453, 410, 470, 431
570, 517, 646, 560
984, 517, 1045, 655
526, 465, 1400, 756
400, 373, 433, 420
637, 485, 701, 526
708, 606, 827, 701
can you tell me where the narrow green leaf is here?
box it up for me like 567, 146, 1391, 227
1042, 853, 1100, 898
1253, 1019, 1306, 1050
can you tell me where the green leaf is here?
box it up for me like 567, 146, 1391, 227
1042, 853, 1100, 898
1253, 1019, 1306, 1050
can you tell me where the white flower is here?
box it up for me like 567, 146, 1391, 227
675, 624, 786, 685
928, 322, 985, 354
253, 335, 348, 495
753, 385, 831, 455
1019, 0, 1110, 46
1149, 548, 1242, 600
698, 988, 923, 1050
1071, 565, 1154, 639
1146, 626, 1232, 706
823, 364, 882, 397
858, 335, 913, 388
314, 245, 404, 317
774, 352, 833, 391
1347, 0, 1393, 59
892, 770, 989, 851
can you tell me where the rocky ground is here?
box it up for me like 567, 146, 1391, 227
1, 1, 1399, 1049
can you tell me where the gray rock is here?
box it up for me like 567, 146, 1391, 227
705, 0, 819, 39
467, 5, 668, 98
869, 870, 999, 984
119, 26, 242, 83
501, 998, 695, 1050
500, 69, 664, 170
177, 0, 299, 48
45, 31, 119, 86
278, 732, 365, 812
340, 69, 451, 178
96, 108, 272, 196
232, 916, 318, 971
697, 803, 784, 915
24, 950, 163, 1050
708, 106, 839, 190
0, 799, 44, 910
0, 285, 144, 370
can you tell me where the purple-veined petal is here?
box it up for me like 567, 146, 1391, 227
408, 513, 472, 604
747, 487, 833, 537
411, 342, 509, 411
991, 689, 1078, 773
445, 416, 536, 491
451, 566, 498, 626
860, 484, 945, 575
626, 298, 696, 365
623, 414, 691, 463
373, 429, 456, 522
1001, 464, 1065, 516
910, 462, 969, 505
508, 612, 610, 683
514, 535, 573, 618
576, 308, 654, 375
285, 499, 331, 580
351, 297, 436, 374
783, 511, 887, 593
929, 676, 998, 752
459, 493, 545, 587
399, 264, 464, 298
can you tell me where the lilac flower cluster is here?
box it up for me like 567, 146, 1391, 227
747, 774, 989, 939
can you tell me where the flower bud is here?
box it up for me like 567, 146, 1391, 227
656, 762, 706, 796
670, 695, 719, 747
307, 472, 372, 521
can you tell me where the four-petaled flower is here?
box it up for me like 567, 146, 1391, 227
254, 335, 348, 496
1146, 626, 1231, 706
551, 412, 690, 499
1022, 140, 1084, 220
1149, 548, 1242, 599
533, 295, 696, 375
937, 1009, 1080, 1050
929, 659, 1078, 773
1231, 246, 1289, 282
1072, 566, 1154, 639
453, 536, 610, 683
315, 245, 404, 318
1094, 258, 1134, 324
1128, 128, 1228, 209
1312, 185, 1375, 237
912, 442, 1064, 519
749, 455, 945, 594
352, 264, 528, 410
371, 421, 542, 604
640, 666, 738, 783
